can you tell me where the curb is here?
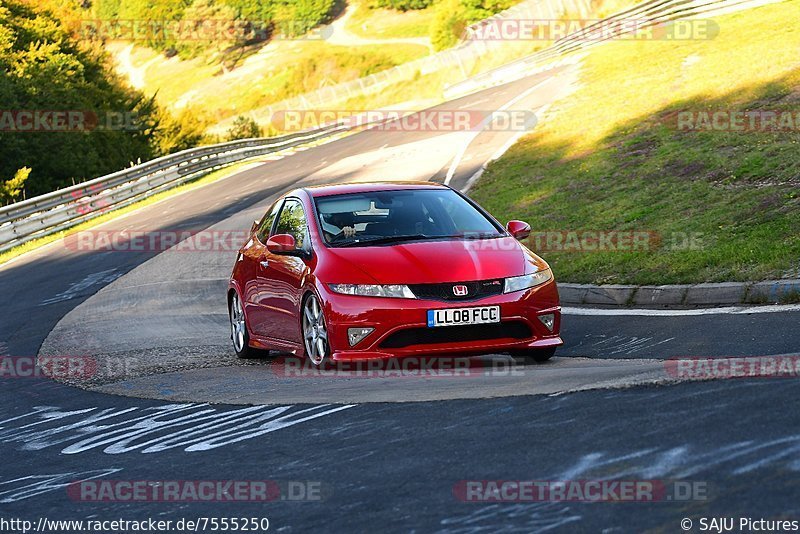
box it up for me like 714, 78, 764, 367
558, 279, 800, 308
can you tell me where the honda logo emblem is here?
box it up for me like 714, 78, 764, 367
453, 285, 468, 296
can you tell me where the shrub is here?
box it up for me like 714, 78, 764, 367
153, 108, 210, 154
1, 167, 31, 205
273, 0, 335, 37
225, 115, 262, 140
177, 0, 240, 58
430, 0, 466, 51
429, 0, 515, 51
374, 0, 435, 11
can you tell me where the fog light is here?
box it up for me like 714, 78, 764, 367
348, 327, 374, 347
538, 313, 555, 332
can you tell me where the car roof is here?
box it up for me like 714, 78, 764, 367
303, 181, 449, 198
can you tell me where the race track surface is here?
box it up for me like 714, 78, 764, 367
1, 68, 799, 532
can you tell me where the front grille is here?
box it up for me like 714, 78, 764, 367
409, 279, 504, 302
380, 321, 532, 349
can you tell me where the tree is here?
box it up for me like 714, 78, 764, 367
429, 0, 515, 51
430, 0, 466, 51
374, 0, 435, 11
273, 0, 335, 37
178, 0, 240, 58
153, 108, 209, 154
1, 167, 30, 204
225, 115, 262, 141
0, 0, 158, 196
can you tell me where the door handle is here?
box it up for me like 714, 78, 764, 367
259, 260, 269, 269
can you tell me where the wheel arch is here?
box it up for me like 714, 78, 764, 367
227, 283, 252, 337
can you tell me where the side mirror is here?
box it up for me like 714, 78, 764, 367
266, 233, 297, 254
506, 220, 531, 240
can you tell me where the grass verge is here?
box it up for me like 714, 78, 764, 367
471, 1, 800, 285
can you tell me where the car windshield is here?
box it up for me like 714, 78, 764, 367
314, 189, 504, 247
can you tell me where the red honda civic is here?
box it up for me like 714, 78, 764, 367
228, 182, 562, 365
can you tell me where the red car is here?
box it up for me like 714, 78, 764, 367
228, 182, 562, 365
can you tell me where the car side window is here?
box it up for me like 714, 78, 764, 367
256, 200, 283, 243
274, 198, 309, 250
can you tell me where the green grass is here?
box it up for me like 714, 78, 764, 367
346, 1, 436, 39
332, 37, 552, 113
470, 1, 800, 285
112, 40, 428, 126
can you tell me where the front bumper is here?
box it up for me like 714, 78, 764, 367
319, 279, 563, 361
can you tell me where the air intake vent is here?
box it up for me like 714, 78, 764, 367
380, 321, 531, 349
408, 279, 504, 302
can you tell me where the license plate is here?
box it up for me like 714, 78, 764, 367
427, 306, 500, 328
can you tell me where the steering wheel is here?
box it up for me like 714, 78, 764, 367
329, 229, 353, 243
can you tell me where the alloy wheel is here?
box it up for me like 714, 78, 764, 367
230, 292, 247, 353
302, 294, 329, 365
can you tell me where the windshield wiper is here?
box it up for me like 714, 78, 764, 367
336, 234, 442, 247
336, 233, 505, 247
457, 232, 504, 240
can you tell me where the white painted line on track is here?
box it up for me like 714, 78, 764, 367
462, 104, 551, 193
457, 97, 490, 109
563, 304, 800, 316
444, 77, 553, 185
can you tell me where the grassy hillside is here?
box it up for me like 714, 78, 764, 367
347, 1, 436, 38
112, 39, 427, 127
471, 1, 800, 285
108, 0, 531, 129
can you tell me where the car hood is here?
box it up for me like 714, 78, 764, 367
324, 237, 544, 285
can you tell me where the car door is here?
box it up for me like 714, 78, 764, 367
262, 198, 312, 345
242, 199, 283, 339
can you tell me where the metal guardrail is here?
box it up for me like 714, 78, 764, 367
1, 0, 778, 254
444, 0, 782, 98
0, 123, 348, 253
210, 0, 593, 134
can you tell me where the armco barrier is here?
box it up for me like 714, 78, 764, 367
2, 0, 782, 254
0, 123, 348, 253
210, 0, 593, 134
444, 0, 783, 98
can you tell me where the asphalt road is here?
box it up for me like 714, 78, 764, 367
1, 68, 799, 532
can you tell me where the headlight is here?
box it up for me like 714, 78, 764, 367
328, 284, 416, 299
504, 269, 553, 293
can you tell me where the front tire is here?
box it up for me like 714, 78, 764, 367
229, 291, 258, 359
302, 293, 330, 366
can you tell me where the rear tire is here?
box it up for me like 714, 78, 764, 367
519, 347, 556, 364
229, 291, 258, 359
